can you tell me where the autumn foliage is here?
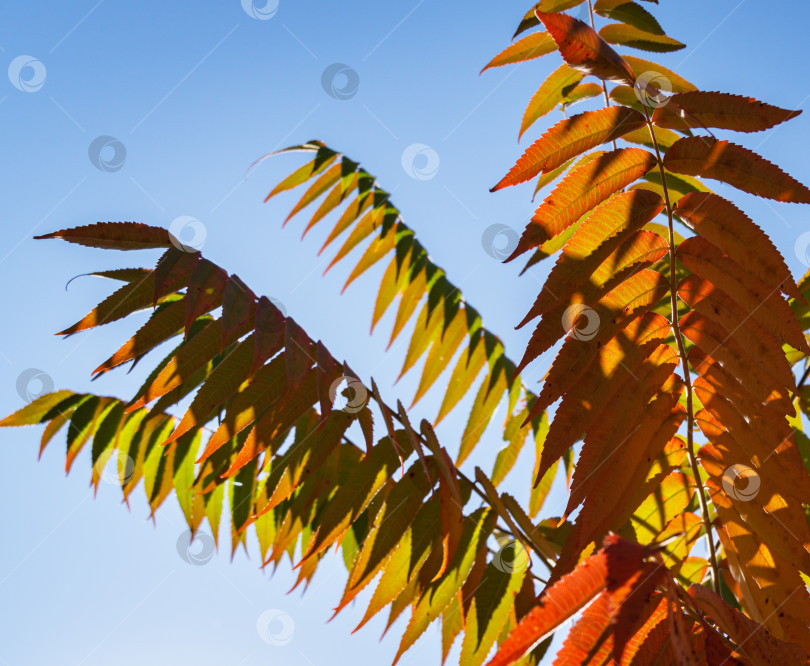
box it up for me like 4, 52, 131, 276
5, 1, 810, 664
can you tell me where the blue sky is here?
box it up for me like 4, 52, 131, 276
2, 1, 810, 664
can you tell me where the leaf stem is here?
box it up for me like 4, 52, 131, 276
643, 113, 721, 594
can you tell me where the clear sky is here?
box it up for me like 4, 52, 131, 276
2, 1, 810, 664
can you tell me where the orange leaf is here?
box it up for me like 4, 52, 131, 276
58, 276, 157, 337
610, 562, 667, 662
676, 236, 809, 354
620, 597, 669, 664
520, 189, 664, 323
517, 267, 667, 374
563, 357, 680, 515
509, 148, 657, 259
488, 536, 663, 665
664, 137, 810, 203
536, 336, 677, 489
689, 347, 793, 422
698, 441, 810, 578
92, 298, 186, 377
494, 106, 647, 191
570, 392, 685, 540
680, 311, 788, 406
434, 447, 464, 580
694, 386, 802, 494
666, 579, 700, 666
127, 321, 221, 412
532, 311, 670, 415
677, 275, 795, 392
203, 355, 287, 464
674, 192, 800, 299
482, 30, 556, 72
553, 591, 613, 664
485, 548, 609, 666
167, 336, 256, 447
707, 476, 810, 653
688, 584, 810, 664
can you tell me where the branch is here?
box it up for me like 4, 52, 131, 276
642, 110, 721, 594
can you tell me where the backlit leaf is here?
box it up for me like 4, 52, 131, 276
494, 106, 647, 191
36, 222, 173, 251
652, 91, 801, 133
664, 137, 810, 203
520, 64, 585, 139
482, 31, 556, 71
599, 23, 685, 53
535, 11, 635, 85
509, 147, 657, 258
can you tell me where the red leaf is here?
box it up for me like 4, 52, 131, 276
221, 275, 257, 350
487, 535, 662, 666
35, 222, 173, 250
652, 91, 801, 133
535, 11, 635, 85
253, 296, 286, 372
184, 259, 228, 336
152, 248, 200, 306
284, 318, 315, 390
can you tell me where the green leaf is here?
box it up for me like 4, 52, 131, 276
393, 508, 495, 664
93, 297, 187, 377
599, 23, 685, 52
230, 457, 258, 548
173, 431, 204, 530
520, 64, 584, 139
0, 391, 79, 427
167, 335, 256, 445
490, 409, 531, 487
66, 397, 116, 473
459, 560, 526, 666
353, 495, 441, 632
264, 146, 339, 200
458, 355, 509, 465
344, 459, 436, 602
303, 435, 409, 561
594, 0, 664, 34
436, 332, 489, 424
